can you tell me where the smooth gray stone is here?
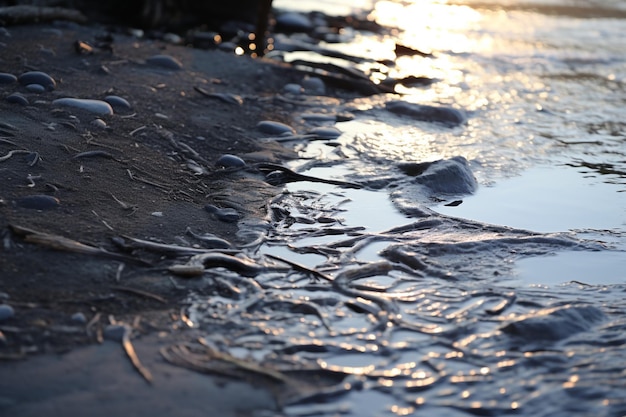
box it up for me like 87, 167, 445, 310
146, 54, 183, 70
6, 92, 28, 105
52, 98, 114, 116
386, 100, 467, 126
104, 95, 132, 111
308, 126, 342, 139
25, 83, 46, 93
256, 120, 296, 135
216, 154, 246, 168
16, 195, 60, 210
0, 72, 17, 84
18, 71, 56, 91
0, 304, 14, 321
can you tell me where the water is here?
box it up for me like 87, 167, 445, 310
188, 1, 626, 415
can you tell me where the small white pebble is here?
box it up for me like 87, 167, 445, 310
151, 211, 163, 217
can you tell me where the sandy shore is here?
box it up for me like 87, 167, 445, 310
0, 20, 323, 415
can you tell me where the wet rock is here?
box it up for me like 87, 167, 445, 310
146, 54, 183, 70
276, 12, 314, 32
104, 95, 132, 112
205, 204, 241, 223
6, 92, 28, 105
16, 194, 60, 210
52, 98, 114, 116
18, 70, 56, 91
0, 304, 14, 321
0, 72, 17, 84
71, 312, 87, 324
257, 120, 296, 136
308, 126, 342, 140
91, 118, 107, 129
405, 156, 477, 195
216, 154, 246, 168
501, 304, 606, 344
386, 100, 467, 126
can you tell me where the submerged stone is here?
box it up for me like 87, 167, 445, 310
52, 98, 114, 116
386, 100, 467, 126
18, 71, 56, 91
25, 83, 46, 93
257, 120, 296, 136
146, 54, 183, 70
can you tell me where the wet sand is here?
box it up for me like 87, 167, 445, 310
0, 21, 309, 415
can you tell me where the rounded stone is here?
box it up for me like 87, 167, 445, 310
52, 98, 114, 116
0, 304, 15, 322
216, 154, 246, 168
71, 312, 87, 323
257, 120, 296, 136
308, 126, 342, 139
0, 72, 17, 84
6, 92, 28, 105
16, 194, 60, 210
25, 83, 46, 93
302, 76, 326, 95
104, 95, 132, 112
103, 324, 130, 342
18, 71, 56, 91
146, 54, 183, 70
205, 204, 241, 223
386, 100, 467, 126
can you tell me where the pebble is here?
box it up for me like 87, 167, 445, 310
104, 95, 132, 112
18, 71, 56, 91
283, 83, 304, 94
411, 156, 477, 195
146, 54, 183, 70
386, 100, 467, 126
0, 304, 15, 322
91, 118, 108, 129
205, 204, 241, 223
103, 324, 130, 342
302, 76, 326, 95
308, 126, 342, 139
16, 194, 60, 210
6, 92, 28, 105
25, 83, 46, 93
257, 120, 296, 136
71, 312, 87, 324
0, 72, 17, 84
52, 98, 114, 116
216, 154, 246, 168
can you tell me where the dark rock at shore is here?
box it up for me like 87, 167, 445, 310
386, 100, 467, 126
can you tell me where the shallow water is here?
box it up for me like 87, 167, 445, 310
196, 1, 625, 415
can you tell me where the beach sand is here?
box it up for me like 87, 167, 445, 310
0, 20, 314, 415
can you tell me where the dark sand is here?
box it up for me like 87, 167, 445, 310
0, 20, 318, 416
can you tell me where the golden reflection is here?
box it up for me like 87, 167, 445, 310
390, 405, 415, 416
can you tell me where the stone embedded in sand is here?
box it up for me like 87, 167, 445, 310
25, 83, 46, 93
0, 72, 17, 84
386, 100, 467, 126
146, 54, 183, 70
104, 95, 132, 112
16, 194, 60, 210
6, 92, 28, 105
257, 120, 296, 136
0, 304, 14, 322
52, 98, 114, 116
18, 70, 56, 91
205, 204, 241, 223
216, 154, 246, 168
302, 76, 326, 95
